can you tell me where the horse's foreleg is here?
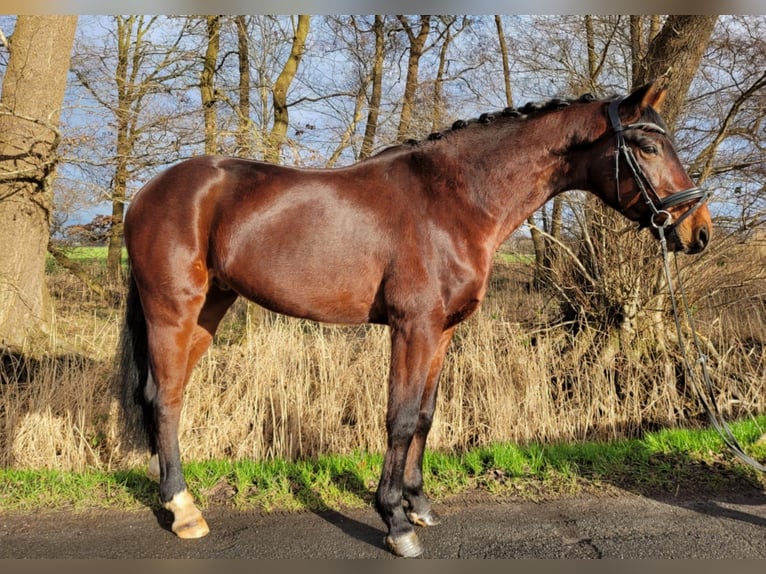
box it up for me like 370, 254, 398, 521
402, 326, 455, 528
376, 322, 444, 558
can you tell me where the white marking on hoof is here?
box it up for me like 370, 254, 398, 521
164, 490, 210, 539
385, 531, 423, 558
147, 454, 160, 482
407, 509, 441, 527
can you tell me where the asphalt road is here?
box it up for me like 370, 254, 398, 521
2, 489, 766, 559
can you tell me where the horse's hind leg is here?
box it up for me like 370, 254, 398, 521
144, 285, 236, 539
147, 286, 237, 484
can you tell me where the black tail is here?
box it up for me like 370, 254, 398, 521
118, 271, 156, 452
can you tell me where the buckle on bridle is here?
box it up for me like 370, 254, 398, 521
651, 209, 673, 229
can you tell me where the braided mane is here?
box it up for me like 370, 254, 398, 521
383, 92, 599, 151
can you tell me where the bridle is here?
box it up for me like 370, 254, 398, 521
607, 97, 710, 233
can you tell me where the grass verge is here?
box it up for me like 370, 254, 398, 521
2, 416, 765, 514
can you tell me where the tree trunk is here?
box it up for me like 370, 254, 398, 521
105, 16, 136, 283
201, 15, 221, 155
494, 16, 512, 108
629, 16, 644, 84
107, 130, 129, 284
0, 15, 77, 352
265, 14, 310, 164
634, 16, 718, 128
236, 15, 252, 157
430, 20, 453, 132
396, 15, 430, 142
360, 15, 384, 159
327, 83, 368, 167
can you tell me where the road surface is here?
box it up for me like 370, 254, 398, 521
2, 489, 766, 559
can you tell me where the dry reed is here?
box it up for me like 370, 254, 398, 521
2, 245, 765, 472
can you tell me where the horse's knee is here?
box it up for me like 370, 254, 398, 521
386, 411, 419, 444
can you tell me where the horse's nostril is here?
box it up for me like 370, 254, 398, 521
697, 226, 710, 250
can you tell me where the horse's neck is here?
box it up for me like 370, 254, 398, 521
457, 112, 596, 248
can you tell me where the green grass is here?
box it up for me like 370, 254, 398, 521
2, 416, 765, 514
494, 251, 534, 265
46, 245, 127, 271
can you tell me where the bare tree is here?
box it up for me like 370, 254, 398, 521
430, 16, 470, 131
322, 15, 393, 163
73, 16, 197, 282
235, 15, 253, 157
495, 16, 513, 109
634, 16, 718, 127
0, 15, 77, 351
360, 15, 385, 159
265, 15, 310, 163
201, 15, 221, 155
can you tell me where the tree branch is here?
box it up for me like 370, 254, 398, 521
526, 220, 600, 286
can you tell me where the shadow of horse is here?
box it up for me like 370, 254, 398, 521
284, 465, 388, 552
636, 450, 766, 528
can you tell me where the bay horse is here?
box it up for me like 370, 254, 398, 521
119, 80, 712, 557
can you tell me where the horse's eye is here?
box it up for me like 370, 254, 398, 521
641, 144, 659, 155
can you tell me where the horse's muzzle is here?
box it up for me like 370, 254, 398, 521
653, 221, 710, 254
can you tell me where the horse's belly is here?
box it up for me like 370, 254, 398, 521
220, 254, 383, 325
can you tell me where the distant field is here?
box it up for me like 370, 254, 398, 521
60, 246, 117, 262
47, 246, 127, 270
49, 245, 529, 267
494, 251, 534, 265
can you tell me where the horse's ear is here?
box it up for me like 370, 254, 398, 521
619, 80, 667, 121
643, 81, 667, 111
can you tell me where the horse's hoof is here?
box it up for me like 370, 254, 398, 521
164, 490, 210, 539
385, 531, 423, 558
407, 509, 441, 527
173, 516, 210, 539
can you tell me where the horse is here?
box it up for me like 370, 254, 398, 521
118, 80, 712, 557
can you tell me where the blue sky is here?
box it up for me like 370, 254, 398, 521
1, 13, 761, 233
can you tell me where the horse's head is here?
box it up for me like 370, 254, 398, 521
592, 81, 712, 254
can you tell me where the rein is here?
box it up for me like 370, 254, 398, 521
657, 224, 766, 472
